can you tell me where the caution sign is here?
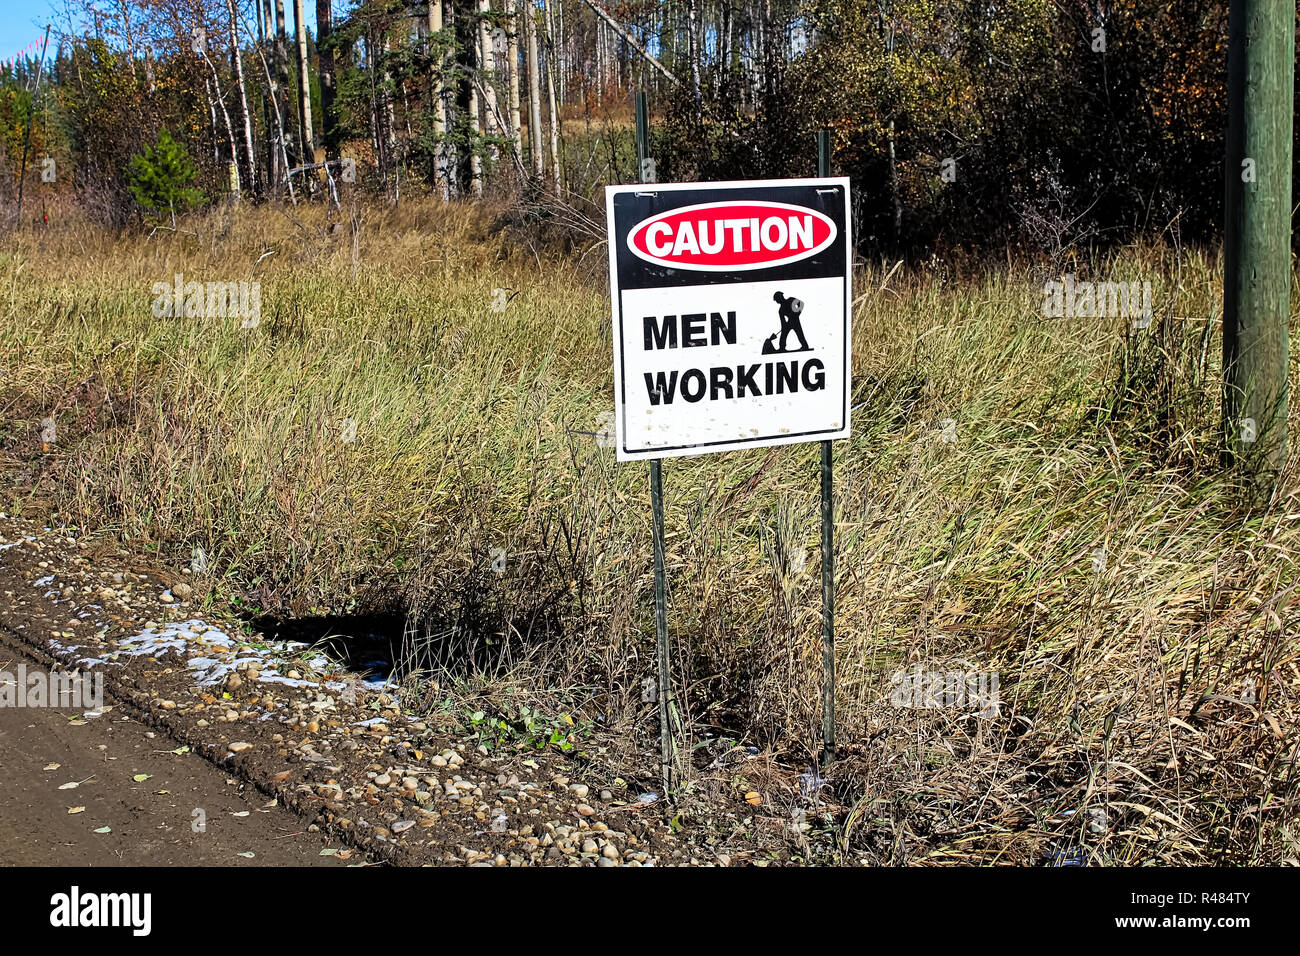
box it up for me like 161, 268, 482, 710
606, 178, 852, 461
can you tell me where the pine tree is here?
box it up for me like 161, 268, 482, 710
128, 129, 206, 227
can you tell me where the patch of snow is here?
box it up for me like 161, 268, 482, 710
255, 672, 322, 688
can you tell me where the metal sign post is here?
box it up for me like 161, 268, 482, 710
817, 129, 835, 767
15, 24, 52, 224
635, 92, 675, 799
614, 96, 850, 790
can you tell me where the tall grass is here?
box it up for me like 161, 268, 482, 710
2, 199, 1296, 864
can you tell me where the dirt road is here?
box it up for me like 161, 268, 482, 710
0, 627, 349, 866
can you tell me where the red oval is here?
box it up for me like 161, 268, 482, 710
627, 200, 836, 272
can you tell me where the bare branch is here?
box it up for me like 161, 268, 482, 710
580, 0, 680, 87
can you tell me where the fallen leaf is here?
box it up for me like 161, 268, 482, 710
132, 774, 151, 782
745, 791, 762, 806
58, 782, 80, 790
319, 848, 338, 856
67, 807, 85, 814
93, 827, 111, 834
43, 763, 60, 772
236, 851, 255, 858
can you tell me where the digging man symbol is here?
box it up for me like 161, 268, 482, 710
763, 291, 812, 354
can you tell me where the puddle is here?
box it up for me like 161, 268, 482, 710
244, 613, 403, 688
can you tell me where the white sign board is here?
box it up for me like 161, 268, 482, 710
606, 177, 852, 461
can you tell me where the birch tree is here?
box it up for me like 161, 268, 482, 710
294, 0, 315, 175
227, 0, 257, 194
508, 0, 523, 166
525, 0, 543, 181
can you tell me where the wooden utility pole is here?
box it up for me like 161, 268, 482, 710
1223, 0, 1293, 492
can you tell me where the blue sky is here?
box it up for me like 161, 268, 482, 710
0, 2, 56, 63
0, 2, 320, 65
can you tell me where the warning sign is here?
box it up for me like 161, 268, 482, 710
606, 178, 852, 461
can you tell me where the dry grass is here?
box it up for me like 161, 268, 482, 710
2, 197, 1297, 864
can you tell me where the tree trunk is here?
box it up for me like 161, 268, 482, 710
429, 0, 450, 198
366, 30, 383, 182
719, 0, 732, 103
554, 0, 565, 105
543, 15, 560, 192
204, 76, 219, 163
246, 4, 296, 201
201, 51, 240, 194
478, 0, 500, 160
316, 0, 336, 161
274, 0, 290, 161
227, 0, 258, 194
120, 1, 137, 79
595, 20, 603, 108
543, 0, 556, 90
525, 0, 543, 180
880, 5, 902, 241
461, 6, 484, 195
382, 35, 398, 181
294, 0, 315, 177
687, 0, 701, 121
508, 0, 523, 167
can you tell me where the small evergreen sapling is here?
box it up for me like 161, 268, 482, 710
128, 129, 205, 227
